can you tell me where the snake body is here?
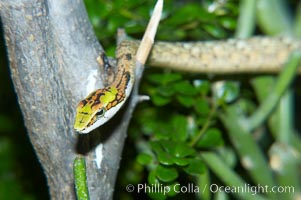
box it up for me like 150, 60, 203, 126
74, 37, 301, 133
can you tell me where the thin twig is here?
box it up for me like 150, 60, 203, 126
136, 0, 163, 65
132, 0, 163, 104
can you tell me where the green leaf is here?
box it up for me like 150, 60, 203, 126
137, 153, 153, 165
160, 141, 195, 158
148, 170, 159, 185
196, 116, 208, 126
184, 159, 206, 176
151, 94, 171, 106
157, 152, 174, 166
156, 165, 178, 182
165, 4, 213, 25
150, 140, 191, 166
173, 143, 196, 158
141, 119, 157, 136
157, 85, 176, 97
158, 140, 174, 154
150, 141, 164, 158
166, 182, 180, 197
152, 122, 173, 140
171, 115, 189, 141
196, 128, 224, 148
194, 98, 210, 116
173, 81, 198, 96
172, 157, 189, 166
150, 141, 164, 155
176, 95, 195, 107
147, 73, 182, 85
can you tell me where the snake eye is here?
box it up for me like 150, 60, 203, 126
96, 108, 105, 117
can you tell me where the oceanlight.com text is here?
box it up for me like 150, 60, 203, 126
125, 183, 295, 196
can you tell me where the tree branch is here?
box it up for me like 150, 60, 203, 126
0, 0, 127, 199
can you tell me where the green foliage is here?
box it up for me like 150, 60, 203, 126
84, 0, 299, 199
125, 69, 240, 199
0, 139, 34, 200
82, 0, 300, 199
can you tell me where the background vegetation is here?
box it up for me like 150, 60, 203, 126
0, 0, 300, 199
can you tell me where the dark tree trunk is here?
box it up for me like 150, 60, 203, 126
0, 0, 129, 199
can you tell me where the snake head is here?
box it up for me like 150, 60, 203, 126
74, 86, 125, 134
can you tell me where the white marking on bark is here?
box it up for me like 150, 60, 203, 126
86, 69, 98, 95
94, 143, 104, 169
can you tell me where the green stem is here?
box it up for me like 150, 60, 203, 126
74, 156, 90, 200
293, 2, 301, 38
214, 192, 228, 200
201, 152, 268, 200
278, 90, 294, 143
235, 0, 257, 38
189, 104, 217, 147
251, 76, 279, 136
269, 143, 301, 200
274, 88, 301, 199
220, 107, 276, 199
196, 168, 211, 200
245, 51, 301, 131
292, 134, 301, 155
256, 0, 292, 35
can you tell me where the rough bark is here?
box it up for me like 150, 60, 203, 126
0, 0, 128, 199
